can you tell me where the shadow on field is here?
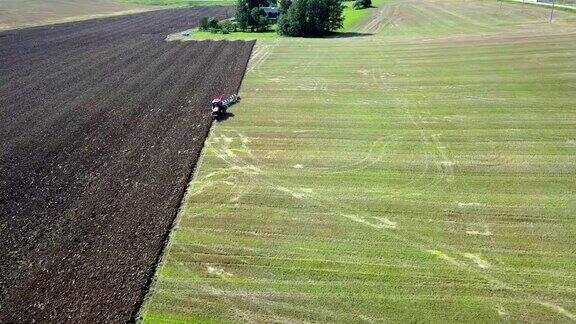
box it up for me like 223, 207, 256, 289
329, 32, 374, 38
217, 95, 240, 121
219, 112, 235, 121
294, 32, 373, 39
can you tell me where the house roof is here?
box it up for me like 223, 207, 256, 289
261, 6, 279, 14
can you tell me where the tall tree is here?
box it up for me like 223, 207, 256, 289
236, 0, 272, 32
251, 7, 270, 32
326, 0, 344, 31
236, 0, 251, 31
277, 0, 343, 36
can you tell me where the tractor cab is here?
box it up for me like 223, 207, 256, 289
210, 94, 238, 121
211, 97, 226, 121
211, 97, 224, 109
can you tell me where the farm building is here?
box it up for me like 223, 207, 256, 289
262, 6, 279, 21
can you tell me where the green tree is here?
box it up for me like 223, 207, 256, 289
236, 0, 250, 31
220, 20, 237, 33
278, 0, 292, 13
277, 0, 343, 36
251, 7, 270, 32
326, 0, 344, 30
199, 17, 210, 31
236, 0, 272, 32
208, 17, 220, 30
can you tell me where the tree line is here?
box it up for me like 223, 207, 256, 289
236, 0, 272, 32
277, 0, 344, 36
235, 0, 346, 36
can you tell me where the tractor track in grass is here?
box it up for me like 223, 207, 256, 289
0, 7, 254, 322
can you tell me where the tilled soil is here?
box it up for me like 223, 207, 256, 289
0, 7, 254, 322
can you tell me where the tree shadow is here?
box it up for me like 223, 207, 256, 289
328, 31, 374, 38
292, 31, 373, 39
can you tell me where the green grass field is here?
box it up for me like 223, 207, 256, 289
141, 0, 576, 321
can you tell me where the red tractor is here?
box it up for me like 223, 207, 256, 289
211, 94, 239, 121
211, 97, 226, 121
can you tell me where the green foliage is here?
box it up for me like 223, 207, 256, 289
199, 17, 239, 34
208, 17, 220, 29
199, 16, 221, 31
236, 0, 272, 32
251, 7, 271, 31
277, 0, 344, 36
198, 17, 221, 32
353, 0, 371, 9
199, 16, 210, 30
326, 0, 344, 30
278, 0, 292, 13
220, 20, 238, 32
235, 0, 250, 30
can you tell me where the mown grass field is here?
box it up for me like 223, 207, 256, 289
142, 0, 576, 321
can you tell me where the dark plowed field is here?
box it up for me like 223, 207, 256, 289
0, 7, 254, 322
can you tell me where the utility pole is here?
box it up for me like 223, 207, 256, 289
549, 0, 555, 23
500, 0, 503, 11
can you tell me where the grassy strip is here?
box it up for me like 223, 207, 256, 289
177, 25, 279, 40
